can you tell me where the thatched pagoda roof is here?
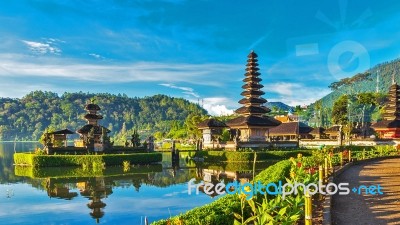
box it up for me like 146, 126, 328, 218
243, 77, 262, 83
238, 97, 267, 104
84, 114, 104, 120
197, 118, 227, 129
371, 120, 400, 129
48, 129, 75, 135
85, 103, 101, 111
240, 90, 265, 96
226, 115, 281, 127
235, 106, 270, 114
77, 125, 111, 134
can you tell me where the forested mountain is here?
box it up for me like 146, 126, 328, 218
294, 58, 400, 127
265, 102, 294, 112
0, 91, 207, 141
320, 58, 400, 108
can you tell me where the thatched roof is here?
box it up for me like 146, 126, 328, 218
238, 97, 267, 104
243, 77, 262, 83
235, 106, 270, 114
48, 129, 75, 135
325, 125, 340, 134
241, 83, 264, 89
226, 115, 281, 127
371, 120, 400, 129
85, 103, 101, 111
77, 125, 110, 134
309, 127, 325, 135
269, 122, 313, 136
241, 90, 265, 96
248, 51, 258, 58
197, 118, 227, 129
84, 114, 104, 120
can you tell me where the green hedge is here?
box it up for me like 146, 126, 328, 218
151, 159, 292, 225
15, 164, 163, 178
14, 152, 162, 167
194, 150, 312, 162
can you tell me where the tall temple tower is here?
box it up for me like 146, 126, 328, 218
371, 82, 400, 138
382, 83, 400, 121
226, 51, 280, 144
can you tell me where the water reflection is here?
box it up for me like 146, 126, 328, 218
0, 143, 275, 224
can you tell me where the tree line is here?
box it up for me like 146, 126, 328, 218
0, 91, 207, 143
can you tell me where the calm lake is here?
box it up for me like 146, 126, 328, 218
0, 143, 272, 224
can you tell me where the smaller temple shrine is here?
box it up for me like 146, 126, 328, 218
77, 102, 111, 151
371, 80, 400, 138
197, 118, 227, 149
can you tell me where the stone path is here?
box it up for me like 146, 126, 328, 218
332, 157, 400, 225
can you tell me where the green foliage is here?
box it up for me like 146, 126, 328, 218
15, 164, 163, 178
13, 152, 162, 167
318, 59, 400, 114
0, 92, 207, 141
195, 150, 312, 162
152, 160, 293, 225
332, 95, 348, 125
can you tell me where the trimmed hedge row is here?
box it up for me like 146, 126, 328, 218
194, 150, 312, 162
202, 161, 277, 172
15, 164, 163, 178
151, 159, 292, 225
14, 152, 162, 167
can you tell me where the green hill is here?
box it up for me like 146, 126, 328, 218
0, 91, 206, 141
319, 58, 400, 108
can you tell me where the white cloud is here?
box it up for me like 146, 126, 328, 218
202, 97, 235, 116
0, 54, 239, 86
264, 82, 331, 106
22, 40, 61, 55
159, 83, 199, 98
89, 53, 105, 59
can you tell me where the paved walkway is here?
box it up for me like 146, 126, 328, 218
332, 157, 400, 225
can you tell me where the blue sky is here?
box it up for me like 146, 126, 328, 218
1, 0, 400, 115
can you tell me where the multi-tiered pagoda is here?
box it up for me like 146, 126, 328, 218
77, 102, 110, 149
372, 81, 400, 138
226, 51, 280, 145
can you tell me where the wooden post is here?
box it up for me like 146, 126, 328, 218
348, 150, 352, 162
340, 152, 343, 166
324, 157, 329, 178
319, 165, 324, 184
305, 191, 312, 225
252, 152, 257, 181
362, 149, 365, 160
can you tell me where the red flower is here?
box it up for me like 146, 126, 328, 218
297, 162, 302, 168
309, 168, 315, 174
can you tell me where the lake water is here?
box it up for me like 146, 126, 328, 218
0, 143, 273, 224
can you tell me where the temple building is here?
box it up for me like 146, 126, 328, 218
371, 81, 400, 138
197, 118, 227, 149
224, 51, 280, 148
77, 102, 110, 151
269, 121, 313, 142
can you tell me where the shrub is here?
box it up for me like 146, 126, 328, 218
194, 150, 312, 162
13, 153, 162, 167
152, 160, 293, 225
